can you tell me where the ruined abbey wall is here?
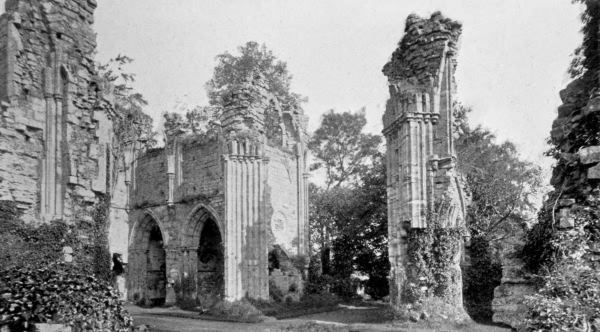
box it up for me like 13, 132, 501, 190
127, 73, 310, 304
0, 0, 132, 260
382, 12, 468, 308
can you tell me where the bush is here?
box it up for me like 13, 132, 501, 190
519, 197, 600, 331
0, 262, 133, 332
463, 236, 502, 322
206, 299, 262, 317
392, 296, 469, 323
270, 279, 285, 303
267, 322, 349, 332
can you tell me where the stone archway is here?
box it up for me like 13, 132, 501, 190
182, 205, 224, 305
128, 213, 167, 306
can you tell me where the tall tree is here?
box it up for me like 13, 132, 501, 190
309, 109, 382, 189
454, 104, 543, 247
454, 104, 543, 321
97, 55, 157, 192
308, 109, 387, 297
205, 41, 307, 110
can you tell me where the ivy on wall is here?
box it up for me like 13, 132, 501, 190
401, 198, 467, 305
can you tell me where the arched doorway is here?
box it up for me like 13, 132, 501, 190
184, 206, 224, 305
146, 223, 166, 305
197, 218, 224, 303
129, 214, 167, 306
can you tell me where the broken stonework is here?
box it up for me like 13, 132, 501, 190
491, 239, 535, 327
0, 0, 140, 297
493, 61, 600, 328
127, 72, 310, 304
0, 0, 132, 246
382, 12, 468, 309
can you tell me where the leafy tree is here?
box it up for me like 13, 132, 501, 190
454, 104, 542, 321
204, 41, 306, 145
97, 55, 157, 191
308, 109, 387, 297
205, 41, 307, 111
455, 104, 543, 247
309, 109, 382, 189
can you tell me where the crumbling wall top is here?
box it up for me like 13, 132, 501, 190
382, 11, 462, 87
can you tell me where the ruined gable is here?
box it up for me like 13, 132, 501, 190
382, 11, 468, 310
128, 72, 310, 303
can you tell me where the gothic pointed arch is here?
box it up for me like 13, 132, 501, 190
129, 209, 169, 250
182, 203, 223, 248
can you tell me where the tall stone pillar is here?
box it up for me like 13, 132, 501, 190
382, 12, 468, 311
222, 140, 269, 301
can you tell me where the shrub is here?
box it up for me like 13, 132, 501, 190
206, 299, 262, 317
269, 279, 285, 303
267, 322, 349, 332
519, 197, 600, 331
0, 262, 133, 332
462, 235, 502, 322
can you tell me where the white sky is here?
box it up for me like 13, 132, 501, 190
85, 1, 583, 178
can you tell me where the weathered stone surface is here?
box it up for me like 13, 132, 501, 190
128, 73, 310, 304
578, 146, 600, 165
559, 78, 586, 104
588, 163, 600, 180
382, 12, 468, 310
582, 96, 600, 117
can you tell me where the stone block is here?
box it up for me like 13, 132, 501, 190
579, 146, 600, 165
34, 324, 71, 332
588, 163, 600, 180
557, 103, 576, 117
558, 208, 575, 229
583, 96, 600, 117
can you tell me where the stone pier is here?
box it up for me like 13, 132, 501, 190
382, 12, 468, 308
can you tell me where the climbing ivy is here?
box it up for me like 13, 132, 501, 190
402, 198, 467, 304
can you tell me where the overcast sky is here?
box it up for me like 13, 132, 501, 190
91, 0, 582, 177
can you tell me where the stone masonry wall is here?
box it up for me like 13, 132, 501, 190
382, 12, 467, 308
0, 0, 119, 228
127, 72, 310, 303
266, 145, 300, 256
493, 74, 600, 328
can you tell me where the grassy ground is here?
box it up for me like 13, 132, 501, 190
129, 300, 512, 332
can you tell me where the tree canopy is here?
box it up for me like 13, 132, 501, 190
309, 108, 382, 189
205, 41, 307, 111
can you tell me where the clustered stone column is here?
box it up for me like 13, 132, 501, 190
222, 140, 269, 300
382, 12, 467, 309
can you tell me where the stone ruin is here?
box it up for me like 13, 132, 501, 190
0, 0, 131, 258
492, 67, 600, 328
0, 0, 310, 306
382, 12, 468, 308
128, 72, 310, 304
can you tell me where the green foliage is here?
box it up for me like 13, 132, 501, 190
206, 299, 262, 317
0, 200, 113, 284
392, 296, 469, 323
269, 279, 285, 303
97, 55, 157, 193
308, 154, 389, 299
454, 104, 542, 246
268, 322, 350, 332
0, 263, 133, 332
519, 195, 600, 331
309, 109, 382, 189
205, 41, 307, 110
248, 292, 339, 317
308, 109, 387, 299
462, 236, 502, 322
569, 0, 600, 84
404, 227, 466, 304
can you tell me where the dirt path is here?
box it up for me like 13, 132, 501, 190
129, 304, 513, 332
